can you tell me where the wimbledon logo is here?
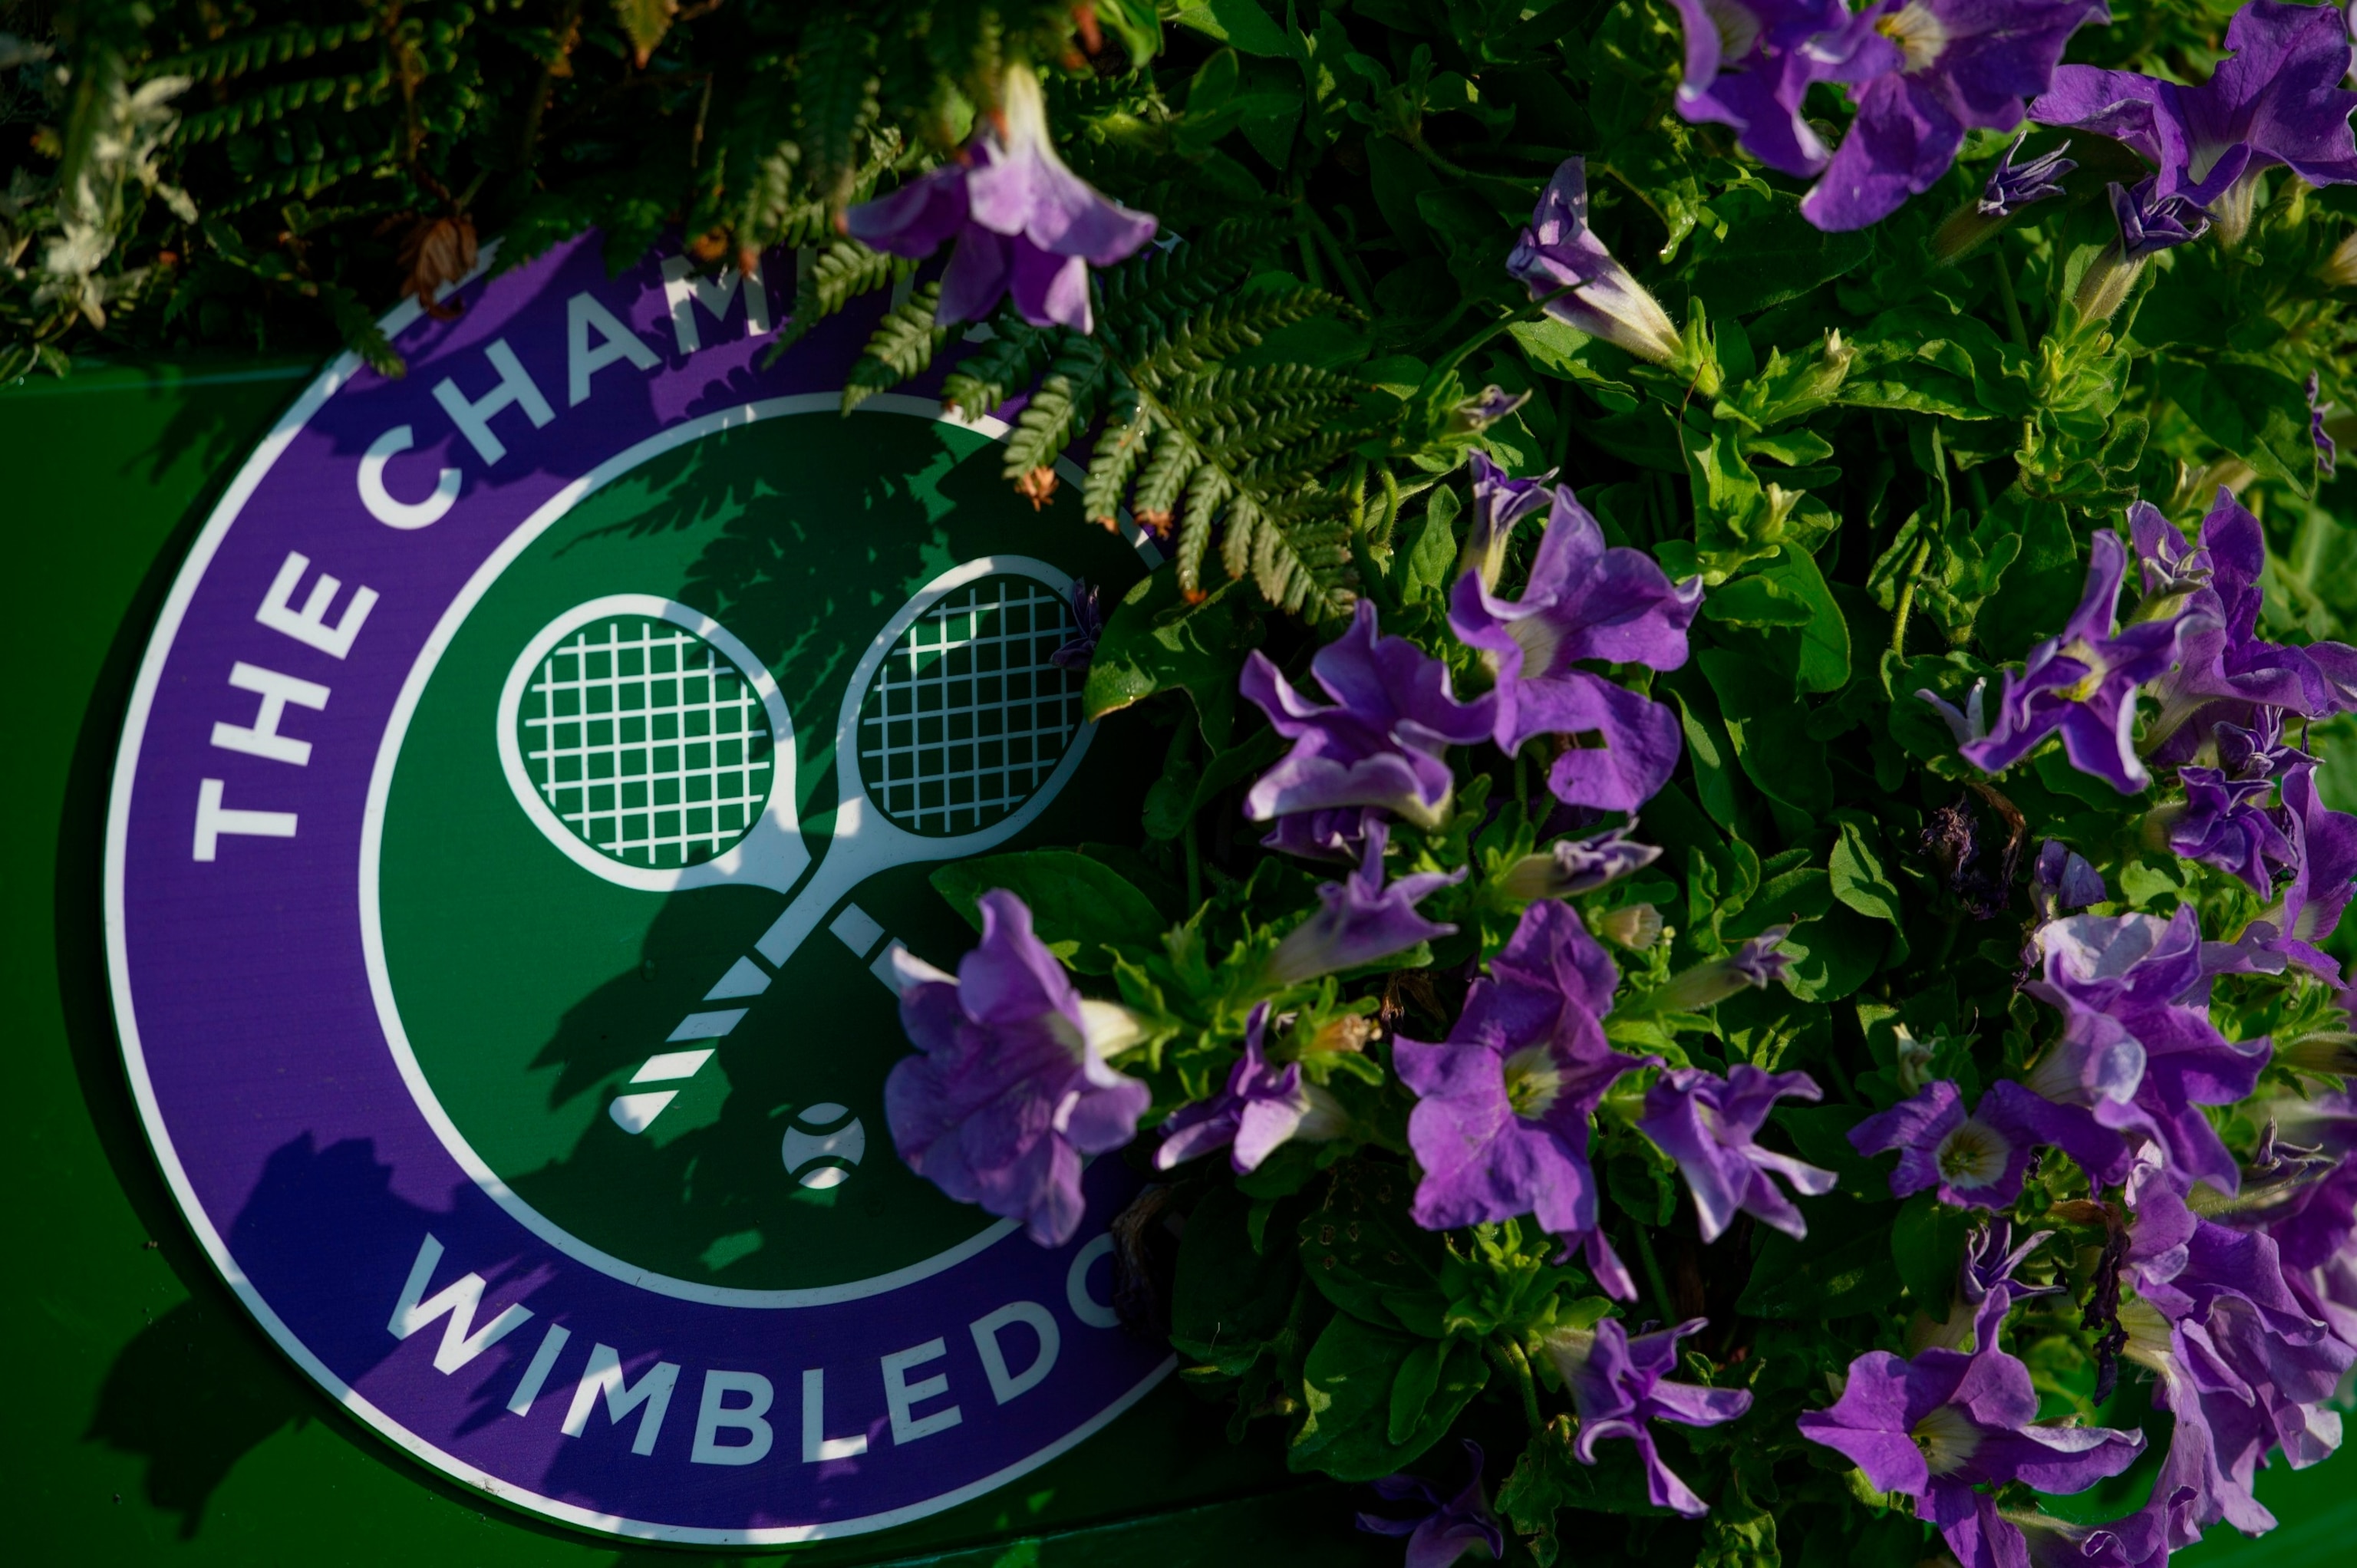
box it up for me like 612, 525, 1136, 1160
104, 234, 1172, 1543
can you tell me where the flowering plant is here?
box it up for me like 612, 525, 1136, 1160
18, 1, 2357, 1564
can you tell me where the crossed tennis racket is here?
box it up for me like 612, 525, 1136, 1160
493, 556, 1095, 1148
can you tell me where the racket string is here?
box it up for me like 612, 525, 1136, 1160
859, 579, 1083, 836
520, 618, 774, 868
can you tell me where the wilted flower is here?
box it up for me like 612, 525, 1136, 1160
1449, 481, 1703, 813
2032, 0, 2357, 245
1356, 1440, 1505, 1567
1798, 1295, 2148, 1566
1266, 822, 1463, 987
885, 891, 1149, 1246
1800, 0, 2110, 232
1242, 600, 1496, 855
1495, 826, 1663, 904
1980, 132, 2077, 215
1155, 1003, 1346, 1174
845, 63, 1158, 331
1396, 901, 1653, 1294
1960, 529, 2204, 793
1449, 384, 1530, 434
1666, 0, 1867, 177
1505, 159, 1683, 365
1638, 1065, 1835, 1241
1542, 1317, 1752, 1517
1049, 578, 1103, 672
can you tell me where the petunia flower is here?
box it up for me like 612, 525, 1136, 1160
1848, 1077, 2127, 1207
1917, 1218, 2065, 1352
1155, 1003, 1346, 1174
1960, 529, 2204, 793
1649, 925, 1795, 1013
2164, 763, 2294, 894
1505, 159, 1684, 366
1799, 0, 2111, 232
1396, 900, 1654, 1294
844, 63, 1158, 331
1665, 0, 1867, 177
1980, 132, 2077, 215
2030, 838, 2108, 920
2030, 0, 2357, 243
885, 890, 1150, 1247
1496, 825, 1663, 904
2022, 908, 2274, 1193
1356, 1440, 1505, 1567
2256, 754, 2357, 981
1242, 599, 1497, 858
1637, 1065, 1835, 1242
1265, 822, 1464, 987
2143, 490, 2357, 753
1797, 1294, 2148, 1568
1458, 451, 1555, 592
1448, 481, 1703, 813
2108, 176, 2212, 259
1541, 1316, 1752, 1518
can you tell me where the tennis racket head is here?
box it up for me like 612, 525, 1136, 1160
496, 595, 806, 893
846, 559, 1091, 843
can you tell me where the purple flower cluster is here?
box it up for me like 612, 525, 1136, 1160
1667, 0, 2110, 231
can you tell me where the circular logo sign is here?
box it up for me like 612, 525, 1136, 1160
105, 234, 1172, 1543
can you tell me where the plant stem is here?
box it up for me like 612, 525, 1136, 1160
1304, 203, 1375, 316
1629, 1220, 1676, 1328
1889, 533, 1935, 657
1992, 249, 2029, 348
1490, 1339, 1545, 1433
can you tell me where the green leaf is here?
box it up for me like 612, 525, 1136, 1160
1829, 820, 1904, 924
1684, 196, 1874, 317
1297, 1161, 1451, 1336
1291, 1314, 1487, 1481
1891, 1192, 1973, 1312
1172, 0, 1293, 57
2177, 357, 2317, 498
931, 852, 1166, 973
1083, 571, 1266, 746
1171, 1186, 1304, 1372
1699, 647, 1835, 815
1738, 1191, 1903, 1318
1400, 483, 1460, 604
1758, 543, 1851, 694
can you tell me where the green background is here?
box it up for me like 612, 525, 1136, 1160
0, 361, 2345, 1564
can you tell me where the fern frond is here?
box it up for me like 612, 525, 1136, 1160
1082, 386, 1152, 525
1133, 428, 1201, 523
772, 239, 911, 353
941, 316, 1057, 417
1002, 341, 1110, 476
180, 70, 395, 143
796, 11, 882, 209
842, 282, 949, 411
149, 21, 376, 84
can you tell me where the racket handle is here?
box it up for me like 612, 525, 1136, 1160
750, 852, 866, 970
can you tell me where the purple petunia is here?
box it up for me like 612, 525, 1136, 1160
2031, 838, 2109, 920
2167, 761, 2295, 894
1980, 131, 2078, 215
1799, 0, 2111, 232
2109, 175, 2214, 259
1666, 0, 1868, 177
1650, 925, 1797, 1013
1542, 1316, 1752, 1517
1849, 1077, 2126, 1207
1960, 528, 2204, 793
1459, 451, 1555, 593
1242, 600, 1496, 860
1155, 1003, 1345, 1174
1048, 578, 1103, 673
1497, 825, 1664, 904
1449, 480, 1703, 814
2260, 753, 2357, 981
2031, 0, 2357, 240
2143, 489, 2357, 749
1505, 159, 1685, 366
885, 890, 1149, 1247
843, 64, 1157, 332
1265, 822, 1464, 987
1357, 1440, 1505, 1568
1637, 1065, 1835, 1242
1396, 900, 1654, 1295
1797, 1294, 2148, 1567
2022, 908, 2274, 1194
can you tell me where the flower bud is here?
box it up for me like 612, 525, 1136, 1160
2276, 1029, 2357, 1076
1497, 828, 1663, 904
1653, 927, 1793, 1013
1594, 902, 1663, 950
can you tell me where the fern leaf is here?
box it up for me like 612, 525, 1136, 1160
770, 239, 908, 355
842, 283, 948, 412
150, 21, 374, 85
941, 316, 1056, 418
1082, 385, 1152, 525
1002, 342, 1109, 477
796, 12, 882, 210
